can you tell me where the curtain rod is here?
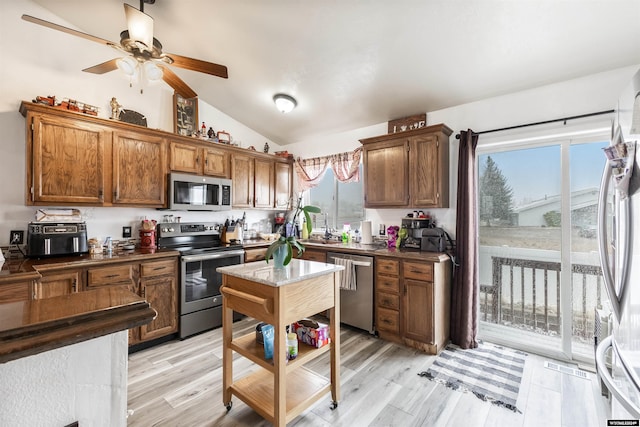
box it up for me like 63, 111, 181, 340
455, 109, 614, 139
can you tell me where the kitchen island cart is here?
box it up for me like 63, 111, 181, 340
218, 259, 344, 426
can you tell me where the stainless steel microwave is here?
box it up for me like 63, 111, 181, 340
168, 172, 232, 211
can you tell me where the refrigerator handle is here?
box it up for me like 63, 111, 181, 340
597, 163, 621, 321
596, 336, 640, 419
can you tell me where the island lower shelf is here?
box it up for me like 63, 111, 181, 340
230, 332, 331, 373
231, 367, 331, 424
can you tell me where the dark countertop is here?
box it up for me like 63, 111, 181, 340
0, 248, 180, 283
0, 287, 156, 364
240, 239, 450, 263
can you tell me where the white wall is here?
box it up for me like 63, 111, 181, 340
0, 0, 280, 246
287, 65, 639, 238
0, 331, 129, 427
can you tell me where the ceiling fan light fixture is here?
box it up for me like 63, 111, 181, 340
273, 94, 297, 113
124, 4, 154, 51
116, 56, 138, 75
143, 61, 163, 81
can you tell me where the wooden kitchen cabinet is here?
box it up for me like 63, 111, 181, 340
374, 256, 451, 354
34, 269, 83, 299
401, 259, 451, 354
231, 153, 255, 208
360, 124, 452, 208
245, 247, 268, 262
169, 141, 230, 178
22, 102, 168, 207
0, 279, 35, 303
300, 248, 327, 262
112, 130, 166, 206
232, 153, 292, 209
85, 256, 178, 346
274, 161, 292, 209
254, 158, 275, 208
375, 258, 402, 341
138, 258, 178, 342
28, 113, 107, 205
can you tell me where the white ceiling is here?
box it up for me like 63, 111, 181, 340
29, 0, 640, 145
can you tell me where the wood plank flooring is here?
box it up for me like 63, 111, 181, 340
127, 317, 610, 426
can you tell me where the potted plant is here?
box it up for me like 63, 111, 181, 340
265, 196, 321, 267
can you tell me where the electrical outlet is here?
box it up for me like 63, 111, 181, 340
10, 230, 24, 245
122, 226, 132, 238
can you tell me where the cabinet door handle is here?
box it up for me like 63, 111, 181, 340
141, 286, 145, 297
72, 278, 77, 292
196, 156, 200, 165
105, 274, 119, 279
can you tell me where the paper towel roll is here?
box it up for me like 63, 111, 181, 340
361, 221, 372, 244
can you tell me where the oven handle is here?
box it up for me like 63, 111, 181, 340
181, 249, 245, 263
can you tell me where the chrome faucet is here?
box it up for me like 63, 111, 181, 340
323, 212, 332, 240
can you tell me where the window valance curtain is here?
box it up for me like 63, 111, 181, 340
294, 147, 362, 191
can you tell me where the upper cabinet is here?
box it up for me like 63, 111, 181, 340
169, 141, 230, 178
112, 130, 166, 206
29, 113, 108, 205
231, 153, 292, 210
20, 101, 293, 210
274, 161, 292, 209
22, 102, 167, 207
360, 124, 452, 208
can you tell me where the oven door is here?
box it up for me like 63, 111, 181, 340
180, 249, 244, 315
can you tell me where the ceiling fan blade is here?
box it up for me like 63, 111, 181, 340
124, 4, 154, 52
166, 53, 229, 79
83, 58, 120, 74
21, 14, 115, 46
161, 66, 198, 99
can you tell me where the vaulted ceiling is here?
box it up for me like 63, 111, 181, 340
29, 0, 640, 145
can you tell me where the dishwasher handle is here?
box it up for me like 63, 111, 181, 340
327, 256, 371, 267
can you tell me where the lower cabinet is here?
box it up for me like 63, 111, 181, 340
32, 255, 178, 346
300, 248, 327, 262
34, 269, 83, 299
375, 256, 451, 354
244, 247, 268, 262
138, 259, 178, 343
0, 278, 36, 303
375, 258, 402, 342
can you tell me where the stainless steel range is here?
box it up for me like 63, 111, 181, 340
156, 222, 245, 339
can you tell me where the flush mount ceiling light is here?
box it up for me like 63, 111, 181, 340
273, 94, 297, 113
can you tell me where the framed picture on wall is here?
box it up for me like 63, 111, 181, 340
174, 93, 198, 136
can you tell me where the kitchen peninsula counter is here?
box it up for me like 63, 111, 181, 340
218, 259, 344, 426
0, 286, 155, 363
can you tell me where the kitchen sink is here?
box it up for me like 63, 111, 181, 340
298, 238, 343, 245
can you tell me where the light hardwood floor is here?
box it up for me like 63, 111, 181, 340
127, 317, 610, 426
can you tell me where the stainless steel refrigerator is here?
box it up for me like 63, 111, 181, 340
596, 68, 640, 420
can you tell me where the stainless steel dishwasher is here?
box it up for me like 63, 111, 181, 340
326, 252, 375, 334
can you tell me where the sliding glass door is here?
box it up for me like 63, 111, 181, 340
478, 135, 608, 362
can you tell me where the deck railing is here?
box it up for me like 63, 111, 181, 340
479, 256, 603, 340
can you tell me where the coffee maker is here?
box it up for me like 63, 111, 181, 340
401, 217, 432, 249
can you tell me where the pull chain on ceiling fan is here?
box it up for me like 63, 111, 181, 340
22, 0, 228, 98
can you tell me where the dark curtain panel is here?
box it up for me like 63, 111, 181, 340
450, 129, 479, 349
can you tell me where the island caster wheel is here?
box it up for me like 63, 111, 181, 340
330, 401, 338, 410
225, 401, 233, 412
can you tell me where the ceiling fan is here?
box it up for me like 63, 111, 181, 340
22, 0, 228, 98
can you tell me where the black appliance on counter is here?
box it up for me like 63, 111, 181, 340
26, 222, 88, 258
400, 217, 432, 249
156, 221, 244, 339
